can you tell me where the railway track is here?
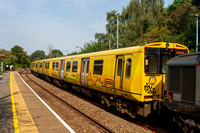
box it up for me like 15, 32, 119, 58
19, 70, 163, 133
20, 71, 114, 133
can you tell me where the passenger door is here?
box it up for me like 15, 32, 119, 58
115, 56, 124, 92
60, 60, 65, 79
37, 62, 39, 72
122, 55, 132, 92
81, 58, 89, 86
43, 61, 45, 74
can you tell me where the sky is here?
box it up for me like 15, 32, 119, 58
0, 0, 174, 55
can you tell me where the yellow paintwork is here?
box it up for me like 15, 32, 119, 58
30, 42, 189, 103
43, 59, 52, 76
62, 58, 81, 85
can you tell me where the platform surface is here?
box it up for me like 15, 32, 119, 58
0, 71, 14, 133
0, 71, 72, 133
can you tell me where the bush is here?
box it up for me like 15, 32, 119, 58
0, 70, 3, 75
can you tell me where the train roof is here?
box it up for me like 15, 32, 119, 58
32, 42, 188, 63
167, 52, 200, 66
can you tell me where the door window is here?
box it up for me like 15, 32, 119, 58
82, 60, 86, 72
117, 59, 123, 76
125, 58, 131, 78
86, 60, 89, 73
72, 61, 78, 72
66, 61, 71, 72
56, 62, 59, 70
52, 62, 55, 70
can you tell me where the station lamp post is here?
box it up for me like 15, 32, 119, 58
115, 12, 119, 49
0, 54, 5, 72
190, 14, 199, 52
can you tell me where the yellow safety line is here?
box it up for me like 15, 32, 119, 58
10, 72, 19, 133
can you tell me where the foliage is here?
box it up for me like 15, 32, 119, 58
11, 45, 30, 68
80, 41, 102, 53
94, 0, 166, 50
67, 51, 78, 56
165, 1, 198, 51
139, 24, 172, 44
0, 70, 3, 75
49, 49, 64, 58
88, 0, 199, 53
30, 50, 46, 61
192, 0, 200, 8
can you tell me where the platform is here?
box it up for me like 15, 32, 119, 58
0, 71, 73, 133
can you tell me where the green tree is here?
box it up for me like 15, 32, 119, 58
166, 1, 199, 51
11, 45, 30, 68
80, 41, 101, 53
50, 49, 63, 58
95, 0, 166, 49
30, 50, 46, 61
120, 0, 165, 46
192, 0, 200, 7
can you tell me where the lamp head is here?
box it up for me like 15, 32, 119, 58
115, 12, 119, 15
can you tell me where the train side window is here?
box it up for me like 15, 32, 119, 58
72, 61, 78, 72
125, 58, 131, 78
66, 61, 71, 72
56, 62, 59, 70
52, 62, 55, 70
48, 62, 50, 69
93, 60, 103, 75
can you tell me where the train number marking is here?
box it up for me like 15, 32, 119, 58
177, 103, 196, 112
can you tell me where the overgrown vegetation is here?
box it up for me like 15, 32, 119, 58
0, 70, 3, 75
94, 0, 199, 52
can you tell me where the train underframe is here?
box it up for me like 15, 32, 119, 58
160, 101, 200, 133
32, 71, 159, 118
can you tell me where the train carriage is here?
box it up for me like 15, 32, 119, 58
30, 42, 188, 117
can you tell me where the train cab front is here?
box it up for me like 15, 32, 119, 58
140, 42, 188, 116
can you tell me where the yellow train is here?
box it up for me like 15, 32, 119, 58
30, 42, 188, 117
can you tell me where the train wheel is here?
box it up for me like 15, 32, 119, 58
101, 99, 105, 105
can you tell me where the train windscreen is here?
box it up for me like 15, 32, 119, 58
145, 48, 187, 74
